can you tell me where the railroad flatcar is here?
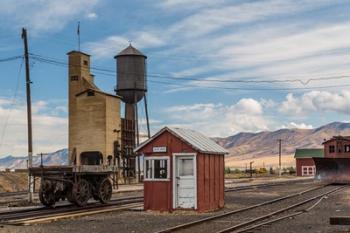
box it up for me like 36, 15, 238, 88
30, 165, 116, 206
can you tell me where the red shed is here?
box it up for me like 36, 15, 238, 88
135, 127, 227, 212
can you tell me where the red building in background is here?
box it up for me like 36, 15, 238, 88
313, 136, 350, 183
294, 148, 324, 176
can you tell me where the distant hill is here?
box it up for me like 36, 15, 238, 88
214, 122, 350, 159
2, 122, 350, 169
0, 149, 68, 170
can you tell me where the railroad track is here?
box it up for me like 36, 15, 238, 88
0, 178, 311, 199
0, 179, 320, 227
224, 179, 313, 192
0, 191, 27, 197
0, 195, 143, 225
156, 184, 347, 233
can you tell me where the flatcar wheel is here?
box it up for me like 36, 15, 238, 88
39, 180, 56, 207
66, 188, 75, 204
98, 178, 112, 204
72, 179, 91, 206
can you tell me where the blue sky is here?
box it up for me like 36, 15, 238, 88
1, 0, 350, 156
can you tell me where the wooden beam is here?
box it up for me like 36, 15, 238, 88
330, 216, 350, 225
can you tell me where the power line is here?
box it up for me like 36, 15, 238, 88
0, 55, 23, 63
29, 53, 350, 85
148, 80, 350, 91
28, 53, 350, 91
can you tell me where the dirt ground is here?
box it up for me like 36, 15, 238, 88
0, 172, 27, 192
226, 154, 295, 168
1, 180, 350, 233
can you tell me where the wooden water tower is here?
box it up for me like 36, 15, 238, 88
114, 44, 150, 180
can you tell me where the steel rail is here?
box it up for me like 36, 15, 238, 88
217, 185, 346, 233
8, 202, 143, 225
156, 184, 330, 233
233, 195, 328, 233
0, 196, 143, 222
0, 191, 27, 197
224, 179, 313, 192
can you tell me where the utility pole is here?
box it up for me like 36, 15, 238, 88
144, 94, 151, 139
249, 161, 254, 178
278, 139, 282, 177
21, 28, 33, 203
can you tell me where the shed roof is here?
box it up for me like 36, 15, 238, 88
294, 148, 324, 158
135, 127, 228, 155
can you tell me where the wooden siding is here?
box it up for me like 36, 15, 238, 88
197, 153, 224, 211
296, 158, 315, 176
141, 130, 225, 212
324, 140, 350, 158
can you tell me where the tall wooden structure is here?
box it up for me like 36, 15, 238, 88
114, 45, 150, 179
68, 51, 121, 166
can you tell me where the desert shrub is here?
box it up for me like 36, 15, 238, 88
257, 167, 268, 174
288, 167, 296, 175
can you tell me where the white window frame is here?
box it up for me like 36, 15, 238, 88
143, 156, 170, 181
301, 165, 316, 176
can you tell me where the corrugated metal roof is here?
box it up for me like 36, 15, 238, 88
294, 148, 324, 158
135, 127, 228, 155
114, 44, 146, 58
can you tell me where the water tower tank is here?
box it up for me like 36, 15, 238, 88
114, 45, 147, 104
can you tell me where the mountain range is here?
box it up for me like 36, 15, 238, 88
0, 149, 68, 170
214, 121, 350, 159
1, 122, 350, 169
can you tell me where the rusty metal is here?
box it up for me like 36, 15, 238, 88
114, 44, 147, 104
314, 157, 350, 183
330, 216, 350, 225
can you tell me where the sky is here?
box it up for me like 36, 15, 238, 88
1, 0, 350, 156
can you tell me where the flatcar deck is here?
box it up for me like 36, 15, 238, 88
29, 165, 118, 176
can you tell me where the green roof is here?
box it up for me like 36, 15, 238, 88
294, 148, 324, 158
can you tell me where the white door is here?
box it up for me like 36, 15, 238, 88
175, 156, 196, 209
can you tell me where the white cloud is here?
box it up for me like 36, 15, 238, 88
279, 90, 350, 116
282, 122, 313, 129
0, 0, 100, 33
0, 98, 67, 156
158, 0, 228, 10
143, 1, 350, 94
85, 32, 165, 58
164, 99, 271, 137
86, 12, 98, 20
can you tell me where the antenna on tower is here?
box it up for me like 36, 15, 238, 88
77, 21, 81, 51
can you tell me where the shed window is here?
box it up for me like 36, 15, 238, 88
329, 145, 335, 153
345, 145, 350, 152
144, 156, 169, 181
179, 158, 194, 176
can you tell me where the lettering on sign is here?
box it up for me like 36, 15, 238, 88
153, 146, 167, 153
